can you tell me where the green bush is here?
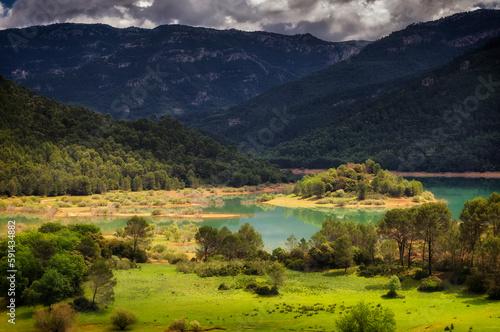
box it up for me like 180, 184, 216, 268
487, 284, 500, 300
255, 285, 274, 295
258, 193, 276, 202
169, 318, 189, 332
466, 273, 488, 293
359, 265, 386, 277
190, 320, 203, 332
385, 275, 402, 298
151, 208, 163, 216
218, 283, 230, 291
34, 303, 77, 332
72, 296, 98, 312
176, 261, 197, 273
110, 308, 138, 331
418, 276, 445, 292
245, 281, 258, 292
413, 269, 429, 280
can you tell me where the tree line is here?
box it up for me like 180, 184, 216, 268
192, 193, 500, 299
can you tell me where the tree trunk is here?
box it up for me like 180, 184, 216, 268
407, 239, 413, 268
422, 240, 426, 265
428, 240, 432, 276
398, 242, 405, 268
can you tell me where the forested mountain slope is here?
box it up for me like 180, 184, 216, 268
265, 38, 500, 172
0, 76, 284, 196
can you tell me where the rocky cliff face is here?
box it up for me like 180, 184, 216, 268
0, 23, 368, 119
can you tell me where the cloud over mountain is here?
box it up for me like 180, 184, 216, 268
0, 0, 498, 40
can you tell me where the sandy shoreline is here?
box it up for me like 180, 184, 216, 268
51, 211, 245, 219
263, 195, 430, 210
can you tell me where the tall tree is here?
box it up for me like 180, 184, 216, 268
417, 202, 452, 275
487, 192, 500, 236
459, 197, 489, 264
123, 216, 151, 260
332, 235, 353, 271
237, 223, 264, 257
88, 260, 116, 307
195, 226, 219, 261
378, 208, 411, 267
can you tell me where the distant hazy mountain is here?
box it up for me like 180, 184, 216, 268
0, 23, 367, 119
187, 10, 500, 151
265, 37, 500, 172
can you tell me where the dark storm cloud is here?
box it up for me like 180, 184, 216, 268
0, 0, 495, 40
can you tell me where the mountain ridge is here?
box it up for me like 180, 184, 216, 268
0, 23, 368, 118
185, 9, 500, 150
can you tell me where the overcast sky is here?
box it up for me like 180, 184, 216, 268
0, 0, 499, 41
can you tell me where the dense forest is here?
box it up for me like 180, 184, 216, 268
0, 76, 285, 196
265, 38, 500, 171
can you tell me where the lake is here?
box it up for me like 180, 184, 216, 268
1, 177, 499, 250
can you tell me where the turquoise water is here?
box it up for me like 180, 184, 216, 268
1, 178, 499, 250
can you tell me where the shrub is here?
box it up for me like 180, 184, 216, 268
418, 276, 445, 292
258, 193, 275, 202
190, 320, 203, 332
176, 261, 197, 274
335, 301, 396, 332
171, 253, 189, 264
333, 189, 345, 197
413, 269, 429, 280
255, 285, 274, 295
466, 273, 488, 293
359, 265, 386, 277
385, 275, 403, 298
151, 208, 162, 216
153, 244, 167, 253
72, 296, 98, 312
218, 283, 230, 291
487, 284, 500, 300
110, 308, 138, 331
169, 318, 189, 332
34, 303, 77, 332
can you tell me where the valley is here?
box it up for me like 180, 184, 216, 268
1, 7, 499, 332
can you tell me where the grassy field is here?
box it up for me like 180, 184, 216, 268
3, 264, 499, 331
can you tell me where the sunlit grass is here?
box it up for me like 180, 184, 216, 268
5, 264, 498, 331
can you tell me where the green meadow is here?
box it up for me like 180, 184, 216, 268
4, 264, 499, 331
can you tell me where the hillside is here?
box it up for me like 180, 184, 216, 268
0, 23, 367, 119
265, 38, 500, 172
0, 76, 284, 196
186, 10, 500, 149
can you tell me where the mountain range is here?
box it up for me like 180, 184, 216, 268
1, 9, 499, 172
185, 9, 500, 152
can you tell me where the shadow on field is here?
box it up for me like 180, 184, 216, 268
17, 310, 34, 320
454, 292, 494, 305
322, 271, 345, 277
